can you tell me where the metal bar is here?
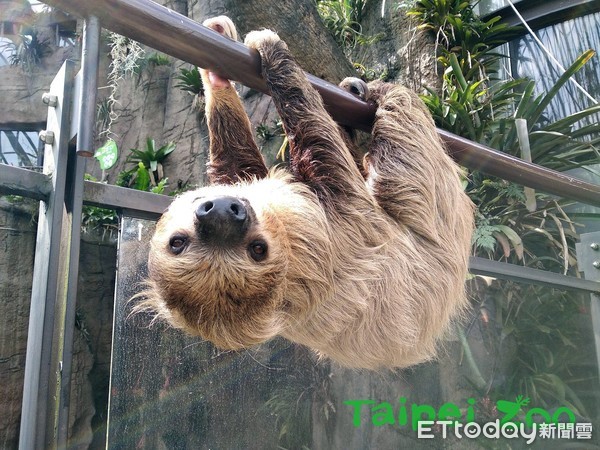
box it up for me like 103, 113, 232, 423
469, 256, 600, 294
40, 0, 600, 208
440, 130, 600, 208
84, 179, 600, 295
83, 180, 171, 219
56, 16, 101, 448
485, 0, 600, 31
74, 16, 100, 157
40, 0, 374, 132
19, 60, 76, 450
0, 164, 52, 201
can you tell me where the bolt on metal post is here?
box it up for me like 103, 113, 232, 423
42, 93, 58, 107
39, 130, 55, 145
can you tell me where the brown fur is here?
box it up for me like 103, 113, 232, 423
137, 17, 474, 370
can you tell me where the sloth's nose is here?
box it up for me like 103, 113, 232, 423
195, 196, 249, 245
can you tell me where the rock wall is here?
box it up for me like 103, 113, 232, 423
91, 41, 284, 192
0, 35, 78, 129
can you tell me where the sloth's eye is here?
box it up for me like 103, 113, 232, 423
248, 240, 268, 262
169, 235, 188, 255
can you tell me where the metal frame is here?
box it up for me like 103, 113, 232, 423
18, 59, 76, 450
0, 0, 598, 448
484, 0, 600, 32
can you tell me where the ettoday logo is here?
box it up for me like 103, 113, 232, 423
344, 396, 591, 444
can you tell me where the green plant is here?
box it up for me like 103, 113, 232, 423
117, 139, 175, 192
412, 0, 599, 415
81, 205, 118, 233
175, 66, 205, 110
411, 0, 600, 270
96, 98, 111, 134
256, 120, 284, 142
175, 66, 204, 95
135, 52, 171, 75
7, 28, 52, 68
482, 283, 593, 416
256, 123, 275, 141
81, 174, 119, 233
101, 32, 146, 139
316, 0, 381, 56
408, 0, 521, 78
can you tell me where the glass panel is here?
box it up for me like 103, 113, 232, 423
512, 12, 600, 129
108, 216, 599, 448
0, 131, 41, 168
0, 196, 38, 448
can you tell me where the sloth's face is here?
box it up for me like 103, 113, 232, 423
142, 173, 331, 349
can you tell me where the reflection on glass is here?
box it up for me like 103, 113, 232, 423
0, 196, 38, 448
108, 217, 599, 448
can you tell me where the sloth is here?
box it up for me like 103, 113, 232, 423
138, 16, 474, 370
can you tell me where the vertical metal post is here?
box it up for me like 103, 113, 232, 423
75, 16, 100, 157
19, 60, 76, 450
576, 232, 600, 385
56, 16, 101, 448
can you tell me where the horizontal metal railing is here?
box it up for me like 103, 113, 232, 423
3, 161, 600, 296
40, 0, 600, 208
0, 165, 52, 201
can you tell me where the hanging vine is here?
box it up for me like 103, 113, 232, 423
98, 32, 146, 140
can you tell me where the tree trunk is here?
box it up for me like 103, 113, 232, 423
188, 0, 355, 83
352, 0, 440, 91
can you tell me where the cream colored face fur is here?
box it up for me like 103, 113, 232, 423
145, 171, 332, 350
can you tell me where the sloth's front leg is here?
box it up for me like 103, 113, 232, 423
244, 30, 368, 203
200, 17, 268, 185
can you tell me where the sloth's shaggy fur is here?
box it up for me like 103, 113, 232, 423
138, 17, 474, 370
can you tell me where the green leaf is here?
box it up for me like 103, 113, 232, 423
495, 225, 524, 260
94, 140, 119, 170
151, 177, 168, 194
134, 161, 150, 191
449, 53, 468, 91
528, 50, 596, 128
146, 138, 155, 155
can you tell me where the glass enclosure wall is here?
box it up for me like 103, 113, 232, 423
505, 10, 600, 233
0, 196, 38, 448
107, 218, 600, 448
510, 11, 600, 128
